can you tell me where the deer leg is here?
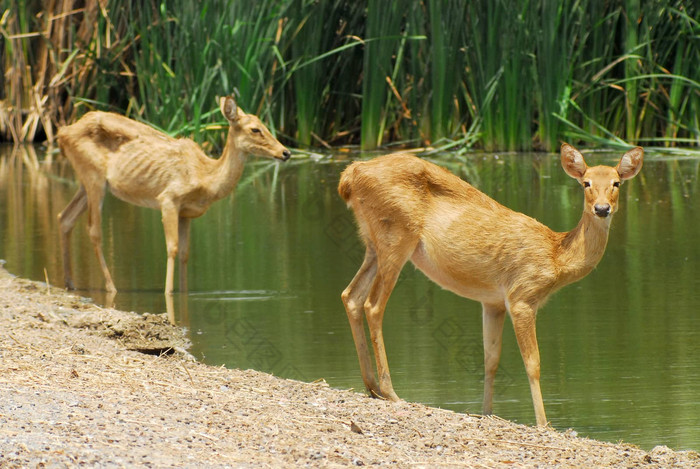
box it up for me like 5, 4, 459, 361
57, 186, 88, 290
85, 185, 116, 293
509, 301, 547, 427
482, 302, 507, 416
341, 246, 380, 397
160, 202, 180, 295
177, 216, 191, 292
363, 252, 411, 402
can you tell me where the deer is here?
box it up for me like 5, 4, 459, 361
57, 95, 290, 295
338, 143, 643, 426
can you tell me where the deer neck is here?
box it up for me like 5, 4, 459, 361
210, 130, 247, 201
555, 212, 612, 287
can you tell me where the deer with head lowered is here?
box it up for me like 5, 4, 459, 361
57, 96, 290, 295
338, 144, 643, 426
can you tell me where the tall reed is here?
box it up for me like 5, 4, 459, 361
2, 0, 698, 151
426, 0, 466, 144
288, 0, 365, 147
533, 0, 582, 151
360, 0, 405, 149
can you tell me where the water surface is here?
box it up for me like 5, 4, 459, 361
1, 144, 698, 450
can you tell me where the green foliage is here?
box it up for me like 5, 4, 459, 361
2, 0, 698, 151
361, 0, 404, 149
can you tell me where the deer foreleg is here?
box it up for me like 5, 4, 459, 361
509, 301, 547, 427
161, 202, 180, 295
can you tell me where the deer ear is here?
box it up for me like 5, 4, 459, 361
616, 146, 643, 180
560, 143, 587, 179
220, 96, 238, 122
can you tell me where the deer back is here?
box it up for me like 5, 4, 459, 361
340, 153, 570, 306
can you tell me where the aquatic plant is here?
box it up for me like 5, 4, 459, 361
1, 0, 698, 151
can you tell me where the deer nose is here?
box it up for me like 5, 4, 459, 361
281, 149, 291, 161
594, 203, 611, 217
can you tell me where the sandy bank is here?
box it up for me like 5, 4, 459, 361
0, 266, 697, 468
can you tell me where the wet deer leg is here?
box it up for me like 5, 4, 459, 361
58, 186, 88, 290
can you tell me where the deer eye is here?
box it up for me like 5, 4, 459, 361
613, 181, 620, 188
583, 181, 591, 188
251, 128, 261, 134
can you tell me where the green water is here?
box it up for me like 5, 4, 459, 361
1, 144, 699, 450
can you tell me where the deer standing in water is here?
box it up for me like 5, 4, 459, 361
339, 144, 643, 426
57, 96, 290, 294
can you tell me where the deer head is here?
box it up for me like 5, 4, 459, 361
220, 95, 290, 161
561, 143, 643, 219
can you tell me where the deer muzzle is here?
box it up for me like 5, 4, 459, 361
594, 203, 611, 218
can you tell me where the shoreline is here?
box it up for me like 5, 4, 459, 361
0, 266, 697, 468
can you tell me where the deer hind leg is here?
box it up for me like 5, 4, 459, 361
85, 182, 117, 293
342, 245, 381, 397
58, 186, 88, 290
363, 238, 416, 402
177, 216, 191, 292
509, 300, 547, 427
482, 302, 507, 416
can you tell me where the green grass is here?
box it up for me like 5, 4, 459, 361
360, 0, 406, 150
2, 0, 698, 151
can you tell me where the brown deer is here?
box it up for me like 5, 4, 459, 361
57, 96, 290, 294
338, 144, 643, 426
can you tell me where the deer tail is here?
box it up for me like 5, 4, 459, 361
338, 165, 354, 202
